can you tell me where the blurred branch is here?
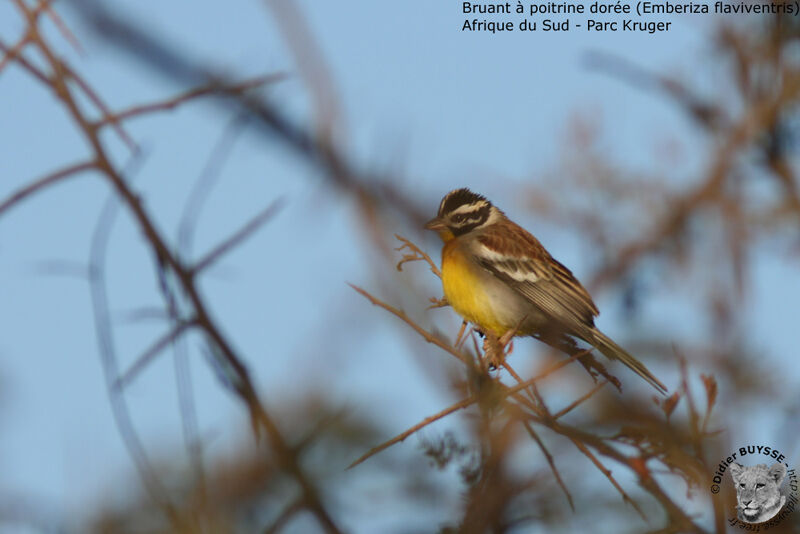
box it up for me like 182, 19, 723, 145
101, 74, 286, 126
42, 0, 83, 54
177, 114, 248, 264
261, 0, 341, 143
0, 34, 31, 76
88, 152, 180, 524
113, 319, 197, 391
0, 35, 49, 83
591, 81, 797, 288
519, 419, 575, 511
552, 380, 609, 420
263, 498, 305, 534
192, 198, 285, 274
348, 395, 476, 469
6, 1, 343, 530
585, 50, 727, 131
70, 0, 429, 227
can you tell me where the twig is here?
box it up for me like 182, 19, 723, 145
699, 373, 717, 435
87, 151, 180, 524
0, 160, 96, 217
584, 50, 726, 131
0, 36, 49, 84
0, 34, 31, 76
394, 234, 441, 278
42, 1, 83, 54
261, 0, 340, 143
501, 360, 546, 416
348, 396, 476, 469
569, 438, 646, 520
113, 319, 196, 391
349, 284, 471, 366
520, 420, 574, 511
193, 198, 285, 274
177, 115, 248, 260
553, 380, 609, 420
263, 497, 305, 534
349, 350, 589, 469
102, 75, 285, 125
60, 59, 137, 150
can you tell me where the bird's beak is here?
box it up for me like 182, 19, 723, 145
424, 217, 446, 231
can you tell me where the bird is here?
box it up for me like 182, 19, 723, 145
424, 187, 667, 394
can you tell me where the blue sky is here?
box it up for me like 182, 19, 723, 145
1, 1, 797, 531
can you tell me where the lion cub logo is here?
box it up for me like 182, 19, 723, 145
729, 462, 787, 523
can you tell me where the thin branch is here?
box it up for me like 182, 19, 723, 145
0, 36, 49, 84
261, 0, 340, 144
553, 380, 609, 420
394, 234, 441, 278
192, 198, 285, 274
0, 34, 31, 76
102, 74, 285, 125
503, 351, 591, 394
113, 319, 196, 391
584, 50, 727, 131
569, 438, 646, 520
349, 350, 589, 469
263, 498, 305, 534
173, 319, 205, 499
65, 64, 137, 150
520, 420, 574, 511
541, 412, 710, 532
0, 160, 97, 218
349, 284, 471, 366
178, 114, 248, 260
348, 395, 476, 469
501, 359, 548, 416
42, 1, 83, 54
86, 151, 180, 524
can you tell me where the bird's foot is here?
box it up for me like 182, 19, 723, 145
479, 327, 520, 370
482, 340, 503, 371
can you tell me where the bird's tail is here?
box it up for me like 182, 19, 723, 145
589, 329, 667, 394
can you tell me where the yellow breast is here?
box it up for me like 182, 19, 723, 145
441, 240, 509, 336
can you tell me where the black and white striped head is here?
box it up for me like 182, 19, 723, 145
425, 188, 502, 238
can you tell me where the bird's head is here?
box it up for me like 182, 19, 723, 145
425, 188, 502, 241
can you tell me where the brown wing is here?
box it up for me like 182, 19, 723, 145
474, 223, 599, 333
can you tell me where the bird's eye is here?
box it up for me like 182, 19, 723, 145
452, 213, 466, 223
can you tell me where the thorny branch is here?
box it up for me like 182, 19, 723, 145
351, 244, 717, 532
3, 0, 797, 532
5, 1, 342, 531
